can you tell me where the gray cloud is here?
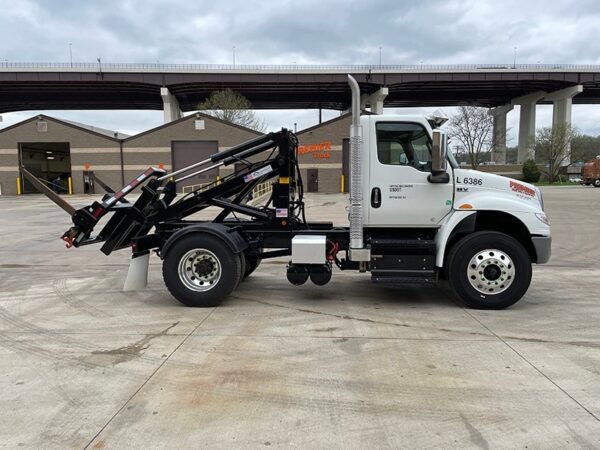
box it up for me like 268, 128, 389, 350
1, 0, 600, 139
3, 0, 600, 64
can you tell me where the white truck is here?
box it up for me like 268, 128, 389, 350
30, 75, 551, 310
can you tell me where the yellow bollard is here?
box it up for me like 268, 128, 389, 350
340, 175, 345, 193
16, 177, 21, 195
68, 177, 73, 195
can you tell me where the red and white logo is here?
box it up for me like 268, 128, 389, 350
510, 180, 536, 197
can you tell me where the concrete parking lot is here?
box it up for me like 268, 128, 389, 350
0, 187, 599, 449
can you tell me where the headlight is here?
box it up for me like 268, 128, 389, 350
535, 212, 550, 226
536, 187, 545, 211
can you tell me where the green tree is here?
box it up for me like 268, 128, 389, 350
198, 89, 266, 132
571, 134, 600, 162
522, 159, 541, 183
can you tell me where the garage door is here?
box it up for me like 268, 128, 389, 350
172, 141, 218, 192
19, 142, 71, 194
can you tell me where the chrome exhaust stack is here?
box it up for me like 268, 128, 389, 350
347, 75, 369, 262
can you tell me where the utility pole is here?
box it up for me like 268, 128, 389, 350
69, 43, 72, 67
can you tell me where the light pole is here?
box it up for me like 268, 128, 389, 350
69, 43, 72, 67
513, 46, 517, 69
378, 46, 382, 68
232, 46, 236, 67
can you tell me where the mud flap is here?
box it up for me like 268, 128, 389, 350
123, 252, 150, 291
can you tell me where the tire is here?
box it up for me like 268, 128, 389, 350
594, 179, 600, 187
243, 254, 261, 280
162, 233, 241, 307
447, 231, 532, 309
237, 253, 246, 286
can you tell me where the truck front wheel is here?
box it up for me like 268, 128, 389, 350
163, 234, 241, 307
447, 231, 532, 309
594, 179, 600, 187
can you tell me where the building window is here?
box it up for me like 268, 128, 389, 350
37, 119, 48, 132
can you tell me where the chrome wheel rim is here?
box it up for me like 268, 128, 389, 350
467, 249, 515, 295
178, 249, 221, 292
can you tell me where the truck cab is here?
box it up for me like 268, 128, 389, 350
359, 114, 551, 308
582, 157, 600, 187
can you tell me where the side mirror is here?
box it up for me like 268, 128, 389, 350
429, 129, 450, 184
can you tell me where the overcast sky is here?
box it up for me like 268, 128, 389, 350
1, 0, 600, 142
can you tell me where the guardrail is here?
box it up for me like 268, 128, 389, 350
180, 181, 272, 203
1, 62, 600, 73
181, 183, 210, 194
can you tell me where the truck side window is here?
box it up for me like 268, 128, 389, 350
376, 122, 432, 172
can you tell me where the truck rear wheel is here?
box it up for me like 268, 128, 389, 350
163, 234, 241, 307
594, 179, 600, 187
447, 231, 532, 309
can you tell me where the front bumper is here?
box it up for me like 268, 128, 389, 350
532, 236, 552, 264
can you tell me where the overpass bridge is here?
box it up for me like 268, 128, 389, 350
1, 63, 599, 162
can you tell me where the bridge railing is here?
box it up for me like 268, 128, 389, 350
2, 62, 600, 72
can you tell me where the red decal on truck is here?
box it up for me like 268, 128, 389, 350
510, 180, 536, 197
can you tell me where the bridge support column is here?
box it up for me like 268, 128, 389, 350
161, 87, 182, 123
360, 87, 388, 114
543, 85, 583, 166
488, 104, 513, 164
512, 92, 545, 163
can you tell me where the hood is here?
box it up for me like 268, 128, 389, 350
453, 168, 543, 213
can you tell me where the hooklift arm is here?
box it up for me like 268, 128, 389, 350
35, 129, 301, 254
21, 166, 77, 216
60, 166, 167, 249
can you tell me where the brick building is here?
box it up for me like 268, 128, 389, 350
0, 112, 353, 195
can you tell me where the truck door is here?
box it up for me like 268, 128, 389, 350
367, 120, 453, 227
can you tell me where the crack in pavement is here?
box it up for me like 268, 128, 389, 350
462, 308, 600, 423
82, 309, 216, 449
234, 296, 600, 349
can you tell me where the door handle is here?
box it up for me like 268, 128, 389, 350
371, 187, 381, 208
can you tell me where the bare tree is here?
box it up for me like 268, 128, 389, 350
198, 89, 266, 132
447, 106, 498, 169
535, 124, 579, 183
